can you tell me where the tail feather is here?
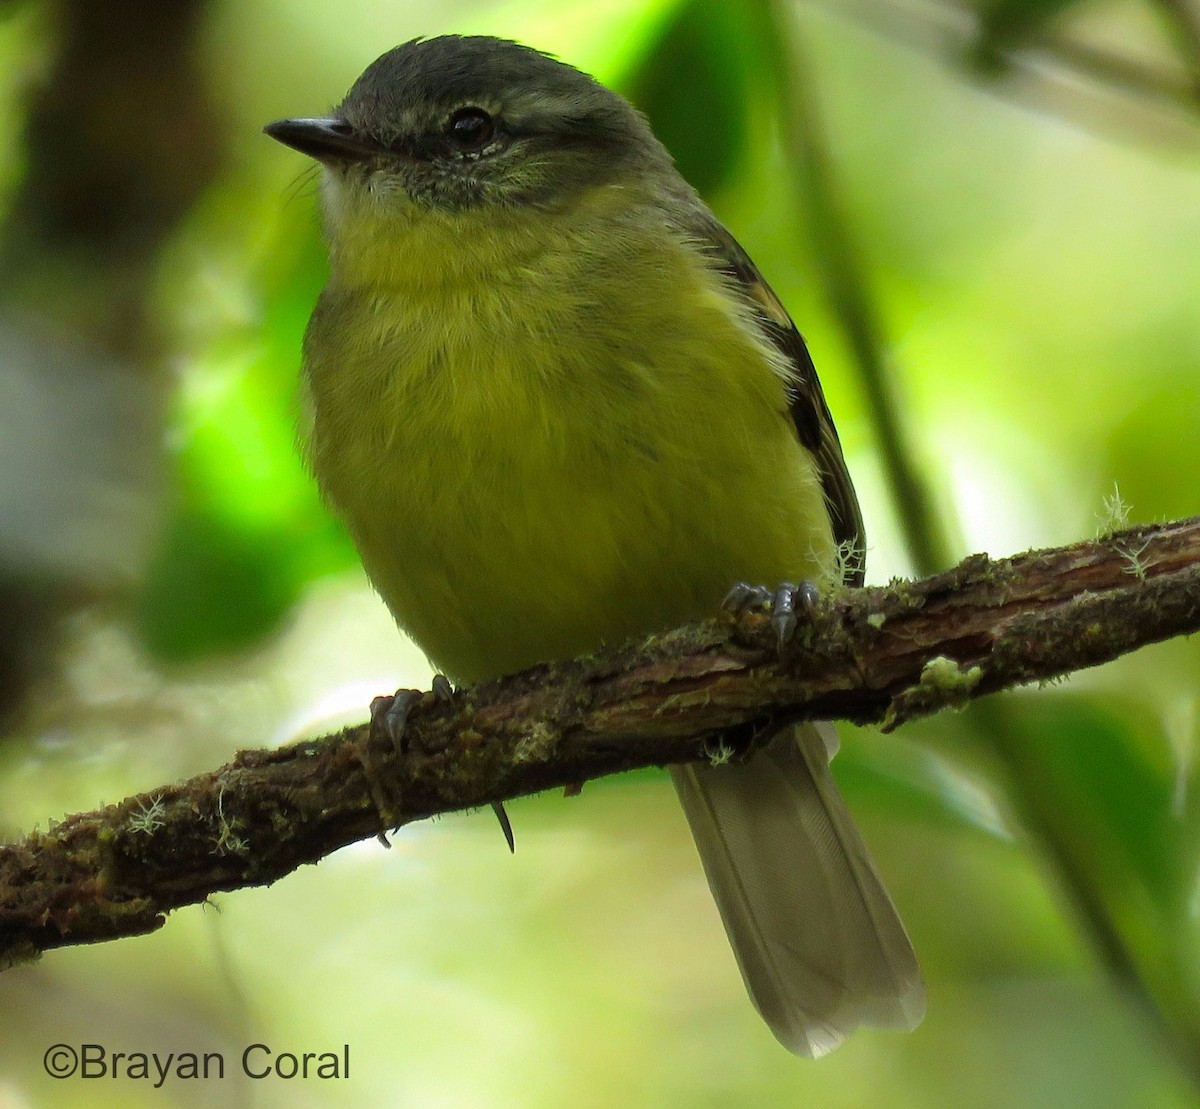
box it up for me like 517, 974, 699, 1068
670, 722, 925, 1056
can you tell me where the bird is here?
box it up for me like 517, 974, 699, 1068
265, 34, 925, 1056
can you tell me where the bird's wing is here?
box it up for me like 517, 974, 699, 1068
690, 217, 866, 586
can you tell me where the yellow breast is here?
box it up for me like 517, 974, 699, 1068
301, 187, 836, 683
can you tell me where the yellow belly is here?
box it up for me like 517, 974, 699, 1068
301, 209, 836, 684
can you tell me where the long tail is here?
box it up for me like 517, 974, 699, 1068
670, 722, 925, 1056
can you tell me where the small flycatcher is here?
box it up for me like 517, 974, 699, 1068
266, 35, 924, 1056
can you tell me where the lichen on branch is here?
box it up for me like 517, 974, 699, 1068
2, 515, 1199, 965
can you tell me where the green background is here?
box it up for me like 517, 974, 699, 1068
1, 0, 1199, 1105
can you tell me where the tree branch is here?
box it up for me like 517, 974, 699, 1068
2, 516, 1199, 965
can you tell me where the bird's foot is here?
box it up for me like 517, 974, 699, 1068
356, 678, 452, 845
722, 580, 819, 648
366, 676, 515, 853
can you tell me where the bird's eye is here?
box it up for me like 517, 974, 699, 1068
446, 107, 495, 152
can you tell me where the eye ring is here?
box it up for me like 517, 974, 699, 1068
446, 107, 495, 152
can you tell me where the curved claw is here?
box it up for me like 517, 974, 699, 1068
725, 579, 822, 649
722, 581, 772, 616
370, 688, 420, 757
382, 676, 516, 853
796, 580, 819, 614
492, 802, 515, 853
772, 581, 820, 646
362, 685, 428, 839
771, 582, 798, 645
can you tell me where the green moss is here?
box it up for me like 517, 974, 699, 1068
918, 655, 983, 697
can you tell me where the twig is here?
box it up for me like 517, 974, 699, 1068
2, 516, 1198, 965
807, 0, 1200, 149
1154, 0, 1200, 102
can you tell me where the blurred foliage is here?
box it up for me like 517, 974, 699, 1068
626, 0, 759, 194
134, 230, 356, 659
971, 0, 1084, 72
1, 0, 1199, 1106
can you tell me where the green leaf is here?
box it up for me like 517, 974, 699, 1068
968, 0, 1090, 74
997, 693, 1180, 903
135, 229, 357, 660
623, 0, 760, 196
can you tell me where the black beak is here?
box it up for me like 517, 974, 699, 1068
263, 117, 384, 163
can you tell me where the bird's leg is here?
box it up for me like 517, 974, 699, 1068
369, 688, 422, 757
355, 687, 422, 845
367, 676, 516, 853
714, 580, 825, 765
357, 677, 454, 844
722, 580, 820, 647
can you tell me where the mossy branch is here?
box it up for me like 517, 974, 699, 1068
2, 515, 1199, 965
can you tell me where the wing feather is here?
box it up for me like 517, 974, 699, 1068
689, 217, 866, 585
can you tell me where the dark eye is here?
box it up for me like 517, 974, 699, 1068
446, 107, 495, 152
